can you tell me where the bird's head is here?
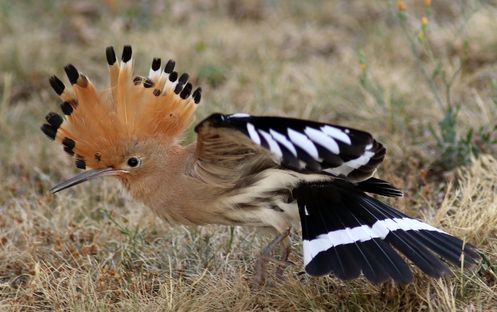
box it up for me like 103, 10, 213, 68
42, 45, 202, 193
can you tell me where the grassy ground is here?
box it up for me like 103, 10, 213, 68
1, 0, 496, 310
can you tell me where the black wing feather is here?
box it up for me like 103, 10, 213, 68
357, 177, 403, 197
195, 113, 386, 181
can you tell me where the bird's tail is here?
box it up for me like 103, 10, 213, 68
294, 179, 479, 284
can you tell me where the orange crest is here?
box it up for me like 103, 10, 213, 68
41, 46, 202, 169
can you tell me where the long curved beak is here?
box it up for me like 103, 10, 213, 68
50, 168, 127, 194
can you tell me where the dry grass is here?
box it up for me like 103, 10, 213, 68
0, 0, 496, 310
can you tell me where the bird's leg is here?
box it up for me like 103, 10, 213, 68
276, 234, 292, 279
254, 227, 292, 285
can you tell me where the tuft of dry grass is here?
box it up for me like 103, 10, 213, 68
0, 0, 496, 310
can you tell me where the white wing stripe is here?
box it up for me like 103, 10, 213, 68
325, 151, 375, 176
324, 165, 354, 176
259, 130, 283, 159
270, 129, 297, 156
304, 127, 340, 154
230, 113, 250, 118
303, 217, 446, 266
321, 125, 352, 145
343, 151, 375, 169
246, 123, 261, 145
287, 129, 319, 159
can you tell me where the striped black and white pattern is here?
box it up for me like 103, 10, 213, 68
294, 180, 480, 283
201, 113, 385, 181
148, 57, 162, 81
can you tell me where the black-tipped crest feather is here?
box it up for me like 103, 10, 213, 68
45, 112, 63, 128
178, 73, 189, 84
64, 146, 75, 155
106, 46, 116, 65
180, 83, 192, 99
62, 137, 75, 149
151, 58, 161, 71
133, 76, 144, 85
49, 76, 65, 95
143, 79, 154, 88
169, 71, 178, 82
121, 45, 132, 62
41, 124, 57, 140
75, 159, 86, 169
174, 73, 189, 94
64, 64, 79, 85
62, 137, 75, 156
164, 59, 175, 73
193, 87, 202, 104
60, 101, 73, 115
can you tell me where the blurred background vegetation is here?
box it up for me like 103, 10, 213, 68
0, 0, 496, 310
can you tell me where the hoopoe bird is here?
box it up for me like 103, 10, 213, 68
42, 45, 479, 284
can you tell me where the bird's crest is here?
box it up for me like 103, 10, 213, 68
41, 45, 202, 169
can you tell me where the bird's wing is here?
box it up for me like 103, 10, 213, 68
193, 113, 385, 182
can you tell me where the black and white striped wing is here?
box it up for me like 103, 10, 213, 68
195, 113, 385, 181
294, 181, 480, 283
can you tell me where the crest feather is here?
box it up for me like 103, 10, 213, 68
42, 45, 202, 169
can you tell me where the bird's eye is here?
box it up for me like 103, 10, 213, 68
127, 157, 140, 168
